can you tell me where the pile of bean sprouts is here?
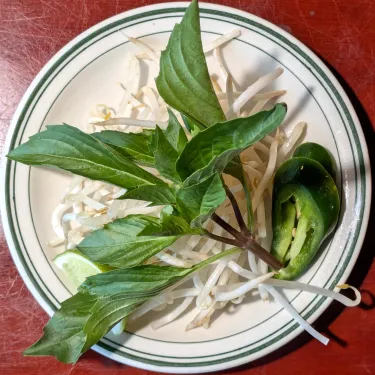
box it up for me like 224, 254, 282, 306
49, 30, 360, 343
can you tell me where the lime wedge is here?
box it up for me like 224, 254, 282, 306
53, 250, 108, 289
54, 250, 126, 335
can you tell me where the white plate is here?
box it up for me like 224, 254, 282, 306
0, 2, 371, 373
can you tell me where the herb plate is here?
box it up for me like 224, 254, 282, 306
0, 2, 371, 373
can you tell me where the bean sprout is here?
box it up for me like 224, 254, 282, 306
227, 68, 284, 117
262, 285, 329, 345
151, 297, 194, 329
252, 139, 280, 212
214, 272, 275, 301
91, 117, 167, 129
126, 36, 160, 63
277, 122, 307, 166
204, 29, 241, 54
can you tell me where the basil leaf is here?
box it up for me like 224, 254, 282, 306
24, 291, 145, 363
156, 0, 225, 128
121, 184, 176, 206
181, 113, 204, 136
92, 130, 154, 166
140, 206, 202, 236
81, 248, 240, 297
78, 215, 175, 268
7, 124, 162, 189
160, 205, 196, 234
176, 173, 226, 228
81, 295, 145, 352
25, 248, 240, 363
164, 109, 188, 153
77, 212, 198, 268
23, 292, 98, 363
151, 125, 181, 182
81, 267, 192, 297
142, 129, 155, 137
177, 104, 287, 184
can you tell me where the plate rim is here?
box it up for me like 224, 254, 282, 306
0, 1, 371, 373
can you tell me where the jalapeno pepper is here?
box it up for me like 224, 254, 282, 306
294, 142, 337, 181
271, 143, 340, 280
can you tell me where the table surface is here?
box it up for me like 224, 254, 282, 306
0, 1, 374, 374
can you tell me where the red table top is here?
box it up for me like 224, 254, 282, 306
0, 1, 374, 375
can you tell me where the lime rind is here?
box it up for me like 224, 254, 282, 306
54, 250, 126, 334
53, 250, 109, 288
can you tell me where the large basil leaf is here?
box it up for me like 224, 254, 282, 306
24, 248, 240, 363
120, 184, 176, 206
24, 291, 145, 363
23, 292, 100, 363
151, 126, 181, 182
164, 109, 188, 153
155, 0, 225, 128
177, 104, 287, 184
77, 213, 198, 268
176, 173, 226, 228
7, 124, 162, 189
92, 130, 154, 166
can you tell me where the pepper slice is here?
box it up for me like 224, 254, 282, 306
294, 142, 337, 181
271, 150, 340, 280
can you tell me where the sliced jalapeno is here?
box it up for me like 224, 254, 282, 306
294, 142, 337, 181
271, 148, 340, 280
